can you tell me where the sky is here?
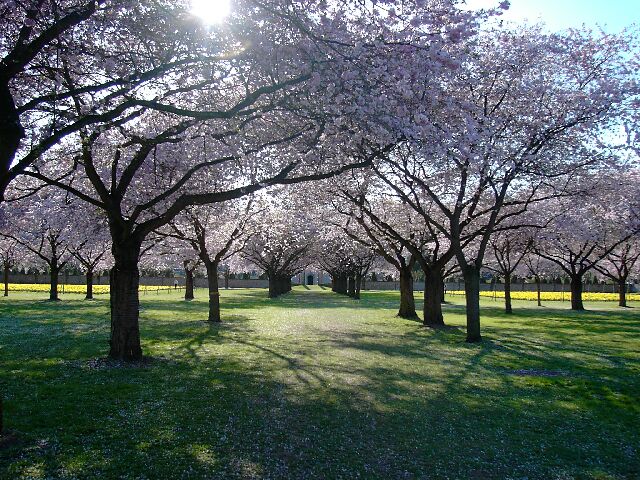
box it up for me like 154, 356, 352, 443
463, 0, 640, 32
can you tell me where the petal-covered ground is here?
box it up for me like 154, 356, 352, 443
1, 287, 639, 479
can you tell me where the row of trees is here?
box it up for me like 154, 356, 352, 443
3, 172, 639, 319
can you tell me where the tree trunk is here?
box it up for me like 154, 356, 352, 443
85, 269, 94, 300
0, 84, 24, 202
347, 275, 356, 297
423, 267, 444, 326
206, 262, 221, 322
268, 273, 278, 298
184, 266, 194, 301
338, 274, 348, 295
570, 274, 584, 311
354, 273, 362, 300
535, 275, 542, 307
3, 261, 8, 297
224, 270, 229, 289
463, 264, 481, 342
397, 266, 417, 319
618, 277, 627, 308
504, 272, 513, 314
269, 273, 290, 298
109, 241, 143, 361
49, 264, 60, 301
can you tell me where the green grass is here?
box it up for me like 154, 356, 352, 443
1, 287, 639, 479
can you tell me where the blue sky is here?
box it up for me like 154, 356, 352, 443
464, 0, 639, 32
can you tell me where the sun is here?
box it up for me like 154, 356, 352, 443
190, 0, 231, 25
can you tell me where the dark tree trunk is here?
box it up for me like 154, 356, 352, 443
463, 264, 481, 342
85, 269, 94, 300
206, 262, 221, 322
49, 263, 60, 301
268, 273, 278, 298
618, 277, 627, 308
109, 241, 143, 361
398, 266, 417, 319
354, 273, 362, 299
337, 274, 348, 295
423, 267, 444, 326
224, 270, 229, 289
3, 261, 8, 297
504, 272, 513, 314
269, 273, 290, 298
535, 275, 542, 307
0, 84, 24, 202
440, 275, 445, 303
184, 266, 194, 301
347, 275, 356, 297
570, 275, 584, 311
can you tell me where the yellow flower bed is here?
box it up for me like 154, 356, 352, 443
5, 283, 179, 294
446, 290, 639, 302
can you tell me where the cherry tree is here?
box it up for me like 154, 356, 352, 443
0, 236, 19, 297
317, 227, 376, 300
68, 206, 111, 299
1, 187, 75, 300
333, 179, 457, 325
523, 248, 559, 307
484, 226, 533, 314
370, 26, 638, 341
242, 203, 316, 298
534, 175, 640, 310
158, 199, 256, 321
0, 0, 245, 201
594, 239, 640, 307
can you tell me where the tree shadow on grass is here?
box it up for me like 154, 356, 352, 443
2, 289, 640, 479
4, 337, 637, 480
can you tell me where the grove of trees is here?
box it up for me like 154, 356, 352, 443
0, 0, 638, 360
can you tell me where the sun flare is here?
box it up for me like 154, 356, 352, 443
190, 0, 231, 25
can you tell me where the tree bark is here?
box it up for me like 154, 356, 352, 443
570, 275, 584, 311
397, 266, 417, 319
184, 265, 194, 301
269, 273, 290, 298
0, 84, 24, 202
423, 267, 444, 326
354, 273, 362, 299
3, 261, 9, 297
206, 262, 221, 322
535, 275, 542, 307
618, 277, 627, 308
337, 274, 348, 295
347, 275, 356, 297
463, 264, 481, 342
49, 264, 60, 301
268, 273, 278, 298
85, 269, 94, 300
504, 272, 513, 314
109, 241, 143, 361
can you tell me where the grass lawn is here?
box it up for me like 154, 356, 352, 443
0, 287, 639, 479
